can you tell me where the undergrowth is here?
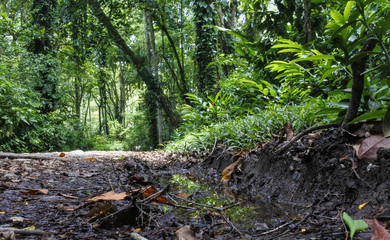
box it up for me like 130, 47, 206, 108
165, 98, 333, 154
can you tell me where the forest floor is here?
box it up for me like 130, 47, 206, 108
0, 126, 390, 239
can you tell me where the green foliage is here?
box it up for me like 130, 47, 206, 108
342, 212, 368, 240
166, 98, 330, 154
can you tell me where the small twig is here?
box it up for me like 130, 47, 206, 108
0, 228, 46, 236
276, 123, 340, 154
130, 232, 149, 240
258, 220, 295, 236
348, 156, 372, 189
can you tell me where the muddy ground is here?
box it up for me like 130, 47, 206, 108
0, 127, 389, 239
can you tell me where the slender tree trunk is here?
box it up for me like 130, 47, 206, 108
87, 0, 180, 128
342, 38, 377, 128
143, 8, 159, 148
304, 0, 312, 43
146, 11, 164, 145
153, 12, 189, 104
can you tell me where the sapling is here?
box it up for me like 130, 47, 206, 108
343, 212, 368, 240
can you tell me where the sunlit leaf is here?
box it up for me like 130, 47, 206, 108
291, 55, 335, 63
330, 10, 345, 25
344, 1, 355, 20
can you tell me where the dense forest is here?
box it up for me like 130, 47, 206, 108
1, 0, 389, 153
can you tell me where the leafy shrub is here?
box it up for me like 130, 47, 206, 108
166, 98, 331, 154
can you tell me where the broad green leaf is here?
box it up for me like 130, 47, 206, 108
260, 80, 274, 89
349, 109, 387, 124
330, 10, 345, 25
326, 22, 341, 30
278, 49, 302, 53
383, 105, 390, 137
271, 43, 302, 49
375, 18, 390, 37
321, 67, 341, 81
342, 212, 368, 240
212, 26, 250, 43
270, 89, 277, 97
344, 1, 354, 21
291, 55, 335, 63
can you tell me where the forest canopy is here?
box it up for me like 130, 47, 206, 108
0, 0, 389, 153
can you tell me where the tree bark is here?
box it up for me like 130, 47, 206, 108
342, 38, 377, 128
87, 0, 180, 127
153, 13, 189, 104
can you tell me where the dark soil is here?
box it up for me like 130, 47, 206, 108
1, 127, 390, 239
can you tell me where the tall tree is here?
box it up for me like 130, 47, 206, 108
28, 0, 59, 114
193, 0, 217, 95
87, 0, 181, 128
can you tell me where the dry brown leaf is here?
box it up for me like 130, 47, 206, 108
86, 191, 129, 202
58, 152, 66, 157
85, 157, 97, 161
370, 219, 390, 240
356, 135, 390, 160
141, 186, 168, 203
175, 225, 197, 240
221, 158, 243, 182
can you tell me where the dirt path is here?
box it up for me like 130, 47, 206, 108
1, 127, 390, 239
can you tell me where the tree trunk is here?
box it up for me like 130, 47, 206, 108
304, 0, 312, 43
87, 0, 180, 127
144, 8, 159, 148
342, 38, 377, 128
29, 0, 59, 114
194, 0, 217, 96
153, 12, 189, 104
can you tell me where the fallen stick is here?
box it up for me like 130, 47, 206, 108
276, 123, 340, 154
0, 152, 70, 161
0, 228, 46, 236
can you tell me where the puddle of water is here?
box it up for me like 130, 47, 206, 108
159, 174, 298, 232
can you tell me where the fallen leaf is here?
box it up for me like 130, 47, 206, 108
355, 135, 390, 160
85, 157, 97, 161
58, 152, 66, 157
359, 202, 369, 210
221, 158, 243, 182
86, 191, 129, 202
370, 219, 390, 240
175, 225, 197, 240
141, 186, 168, 203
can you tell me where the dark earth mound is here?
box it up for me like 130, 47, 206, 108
0, 127, 389, 239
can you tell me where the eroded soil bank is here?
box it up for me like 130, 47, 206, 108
0, 127, 389, 239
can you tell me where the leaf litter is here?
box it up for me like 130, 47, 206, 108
0, 126, 390, 239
